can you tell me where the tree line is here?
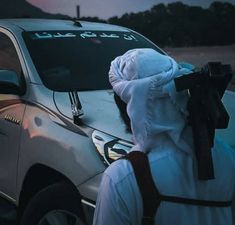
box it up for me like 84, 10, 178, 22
81, 1, 235, 47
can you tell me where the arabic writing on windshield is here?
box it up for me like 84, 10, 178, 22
23, 30, 163, 91
31, 31, 138, 42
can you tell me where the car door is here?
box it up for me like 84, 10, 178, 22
0, 30, 26, 201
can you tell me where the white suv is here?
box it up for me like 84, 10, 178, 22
0, 19, 234, 225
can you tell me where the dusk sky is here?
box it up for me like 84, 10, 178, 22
26, 0, 235, 19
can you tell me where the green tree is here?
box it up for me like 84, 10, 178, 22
108, 1, 235, 47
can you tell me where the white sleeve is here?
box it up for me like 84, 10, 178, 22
92, 173, 131, 225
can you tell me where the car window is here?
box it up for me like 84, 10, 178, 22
0, 32, 22, 77
23, 30, 164, 91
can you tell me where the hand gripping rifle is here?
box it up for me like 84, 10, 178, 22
174, 62, 233, 180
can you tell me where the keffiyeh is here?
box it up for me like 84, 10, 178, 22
109, 48, 194, 154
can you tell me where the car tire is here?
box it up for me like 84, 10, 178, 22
20, 181, 86, 225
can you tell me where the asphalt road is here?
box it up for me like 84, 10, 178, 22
164, 45, 235, 91
0, 197, 16, 225
0, 208, 16, 225
0, 221, 16, 225
164, 45, 235, 71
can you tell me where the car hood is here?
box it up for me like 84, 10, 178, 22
54, 90, 133, 142
53, 90, 235, 150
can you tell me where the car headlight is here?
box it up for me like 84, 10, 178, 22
92, 130, 133, 165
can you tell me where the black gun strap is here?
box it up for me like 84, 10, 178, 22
124, 151, 232, 225
125, 151, 161, 225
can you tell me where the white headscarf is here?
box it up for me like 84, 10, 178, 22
109, 48, 194, 155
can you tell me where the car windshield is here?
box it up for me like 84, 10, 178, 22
23, 30, 164, 91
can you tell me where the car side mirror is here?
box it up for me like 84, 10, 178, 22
0, 70, 23, 95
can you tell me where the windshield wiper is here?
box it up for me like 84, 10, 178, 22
68, 91, 83, 125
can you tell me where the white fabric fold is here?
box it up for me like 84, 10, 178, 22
109, 48, 194, 155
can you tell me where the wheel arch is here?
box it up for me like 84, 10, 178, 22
18, 163, 81, 217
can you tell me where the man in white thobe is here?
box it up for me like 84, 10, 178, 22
93, 48, 235, 225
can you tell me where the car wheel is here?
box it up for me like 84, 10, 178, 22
20, 181, 86, 225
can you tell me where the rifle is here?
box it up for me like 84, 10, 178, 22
174, 62, 233, 180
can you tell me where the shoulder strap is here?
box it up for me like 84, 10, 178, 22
125, 151, 160, 225
124, 151, 233, 225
